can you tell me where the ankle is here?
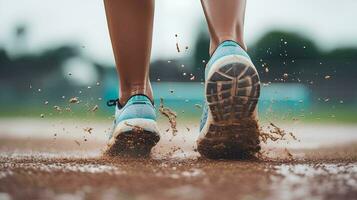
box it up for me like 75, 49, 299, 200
119, 88, 153, 105
210, 37, 246, 55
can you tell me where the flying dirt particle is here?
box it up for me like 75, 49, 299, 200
259, 122, 298, 144
87, 86, 91, 89
288, 132, 299, 141
183, 72, 187, 76
124, 122, 144, 132
167, 60, 171, 63
283, 73, 288, 79
324, 75, 331, 79
195, 104, 202, 109
176, 43, 180, 53
40, 114, 45, 118
74, 140, 81, 146
29, 84, 32, 89
303, 46, 306, 49
38, 89, 42, 92
169, 89, 174, 94
202, 60, 206, 63
190, 75, 195, 81
53, 106, 62, 112
284, 148, 293, 160
54, 133, 57, 137
69, 97, 79, 104
265, 67, 269, 73
324, 98, 330, 102
284, 41, 288, 45
181, 64, 185, 68
84, 138, 87, 142
91, 105, 99, 112
298, 100, 303, 103
175, 34, 178, 37
340, 100, 344, 104
62, 96, 66, 99
96, 82, 100, 86
68, 72, 72, 76
44, 101, 49, 105
98, 97, 102, 101
186, 127, 190, 132
83, 127, 93, 134
157, 78, 161, 81
185, 46, 189, 50
159, 98, 178, 136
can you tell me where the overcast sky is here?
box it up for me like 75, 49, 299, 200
1, 0, 357, 65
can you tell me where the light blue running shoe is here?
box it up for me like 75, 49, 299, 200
105, 94, 160, 156
197, 40, 261, 159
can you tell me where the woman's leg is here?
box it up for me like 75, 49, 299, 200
198, 0, 261, 159
104, 0, 155, 105
201, 0, 247, 55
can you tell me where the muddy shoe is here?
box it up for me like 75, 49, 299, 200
197, 40, 261, 159
105, 95, 160, 157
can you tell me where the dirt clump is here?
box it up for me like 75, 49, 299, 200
259, 122, 298, 144
91, 105, 99, 112
69, 97, 79, 104
83, 127, 93, 134
159, 98, 178, 136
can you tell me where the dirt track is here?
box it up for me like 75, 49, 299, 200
0, 119, 357, 200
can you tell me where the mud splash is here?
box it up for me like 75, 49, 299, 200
158, 98, 178, 136
257, 122, 299, 160
156, 98, 297, 160
259, 122, 298, 144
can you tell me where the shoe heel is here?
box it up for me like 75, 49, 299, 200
198, 55, 261, 159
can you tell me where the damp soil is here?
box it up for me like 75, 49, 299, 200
0, 144, 356, 200
1, 103, 355, 199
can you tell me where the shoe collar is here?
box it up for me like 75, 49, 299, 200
107, 94, 154, 110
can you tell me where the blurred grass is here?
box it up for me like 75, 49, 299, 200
1, 103, 356, 124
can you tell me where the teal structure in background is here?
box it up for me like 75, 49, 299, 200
104, 81, 310, 118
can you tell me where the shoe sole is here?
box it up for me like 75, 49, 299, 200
197, 55, 261, 159
105, 119, 160, 157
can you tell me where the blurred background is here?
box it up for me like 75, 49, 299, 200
1, 0, 357, 124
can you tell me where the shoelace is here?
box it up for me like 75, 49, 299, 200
106, 99, 122, 109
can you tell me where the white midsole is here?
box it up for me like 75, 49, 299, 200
206, 55, 256, 80
110, 118, 159, 142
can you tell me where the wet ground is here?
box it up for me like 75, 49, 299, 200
0, 119, 357, 200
